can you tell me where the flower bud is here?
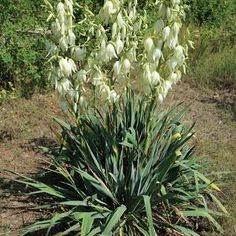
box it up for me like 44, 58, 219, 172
123, 59, 131, 74
151, 71, 160, 85
152, 48, 162, 62
110, 90, 119, 103
116, 38, 124, 54
113, 61, 121, 76
106, 44, 117, 61
163, 26, 171, 41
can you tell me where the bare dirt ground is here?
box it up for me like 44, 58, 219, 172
0, 83, 235, 236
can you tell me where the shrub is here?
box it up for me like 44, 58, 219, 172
18, 89, 227, 235
0, 0, 51, 98
185, 0, 235, 26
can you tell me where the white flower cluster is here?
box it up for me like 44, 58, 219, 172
46, 0, 189, 108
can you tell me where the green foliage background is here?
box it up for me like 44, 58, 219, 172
0, 0, 50, 98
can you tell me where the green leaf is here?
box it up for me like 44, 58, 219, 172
102, 205, 126, 234
181, 209, 223, 232
175, 225, 200, 236
81, 214, 94, 236
143, 196, 156, 236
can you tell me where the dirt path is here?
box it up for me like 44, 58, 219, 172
0, 84, 235, 235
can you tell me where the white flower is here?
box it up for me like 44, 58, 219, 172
152, 48, 162, 62
51, 19, 61, 36
59, 37, 68, 52
163, 26, 171, 41
113, 61, 121, 76
176, 70, 182, 81
166, 34, 178, 49
144, 38, 154, 52
109, 90, 119, 103
167, 57, 178, 71
143, 64, 152, 83
68, 30, 76, 46
79, 96, 85, 106
57, 2, 65, 15
106, 44, 117, 61
61, 78, 71, 92
117, 12, 125, 28
172, 22, 180, 36
64, 0, 73, 14
116, 38, 124, 54
123, 59, 131, 74
151, 71, 160, 85
103, 1, 114, 17
154, 19, 165, 33
168, 72, 178, 83
174, 45, 184, 57
74, 47, 86, 61
163, 80, 172, 91
76, 70, 87, 82
174, 45, 185, 65
59, 58, 77, 77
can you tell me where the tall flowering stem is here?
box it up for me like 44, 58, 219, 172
45, 0, 190, 112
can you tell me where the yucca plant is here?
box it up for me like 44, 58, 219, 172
18, 89, 227, 235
